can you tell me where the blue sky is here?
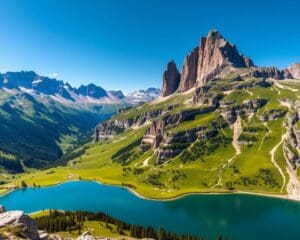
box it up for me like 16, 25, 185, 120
0, 0, 299, 93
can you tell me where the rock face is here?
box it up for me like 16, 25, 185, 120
0, 210, 40, 239
196, 30, 254, 86
94, 108, 166, 142
245, 67, 292, 80
259, 109, 287, 122
288, 63, 300, 79
161, 61, 181, 97
157, 127, 218, 164
76, 83, 108, 98
178, 47, 199, 92
221, 98, 268, 124
160, 29, 255, 95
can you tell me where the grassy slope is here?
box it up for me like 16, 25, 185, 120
1, 79, 300, 199
0, 89, 124, 170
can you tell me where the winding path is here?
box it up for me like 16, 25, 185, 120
269, 133, 287, 193
211, 116, 242, 188
232, 116, 242, 155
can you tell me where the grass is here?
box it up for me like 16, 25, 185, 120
171, 111, 217, 132
1, 77, 300, 199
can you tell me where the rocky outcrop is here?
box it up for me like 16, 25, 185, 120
245, 67, 291, 80
193, 86, 223, 105
140, 107, 216, 153
157, 127, 218, 164
178, 47, 199, 92
161, 61, 181, 97
221, 98, 268, 124
287, 63, 300, 79
284, 112, 300, 169
140, 119, 164, 151
0, 209, 40, 239
259, 109, 287, 122
94, 108, 166, 141
196, 30, 254, 86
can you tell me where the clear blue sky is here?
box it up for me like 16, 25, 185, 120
0, 0, 299, 93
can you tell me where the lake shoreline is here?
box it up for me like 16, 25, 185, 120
1, 179, 300, 203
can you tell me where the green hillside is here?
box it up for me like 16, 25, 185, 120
5, 76, 300, 199
0, 89, 123, 171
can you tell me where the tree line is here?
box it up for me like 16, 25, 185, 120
35, 210, 224, 240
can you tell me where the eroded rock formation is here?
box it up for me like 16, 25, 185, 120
161, 60, 181, 97
288, 63, 300, 79
0, 208, 40, 239
178, 47, 199, 92
196, 30, 254, 86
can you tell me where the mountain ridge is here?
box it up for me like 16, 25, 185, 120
161, 30, 299, 97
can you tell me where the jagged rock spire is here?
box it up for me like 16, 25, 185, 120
178, 47, 199, 92
161, 60, 181, 97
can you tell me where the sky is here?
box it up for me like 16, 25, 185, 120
0, 0, 299, 93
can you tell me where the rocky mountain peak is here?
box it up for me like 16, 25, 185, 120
288, 63, 300, 79
160, 29, 255, 96
196, 29, 254, 86
161, 60, 181, 97
76, 83, 108, 98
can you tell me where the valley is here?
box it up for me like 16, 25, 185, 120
1, 30, 300, 202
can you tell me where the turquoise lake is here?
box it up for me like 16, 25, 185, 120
1, 181, 300, 240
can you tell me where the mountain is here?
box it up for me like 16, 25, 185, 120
0, 71, 129, 171
89, 29, 300, 199
125, 87, 161, 104
0, 71, 160, 172
4, 29, 300, 201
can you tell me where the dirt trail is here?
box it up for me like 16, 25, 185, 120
142, 154, 153, 167
211, 116, 242, 189
246, 89, 253, 96
273, 81, 298, 92
232, 116, 242, 155
269, 133, 287, 193
258, 122, 271, 151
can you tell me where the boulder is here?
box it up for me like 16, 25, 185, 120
0, 210, 40, 239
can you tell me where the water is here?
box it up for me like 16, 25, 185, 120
1, 181, 300, 240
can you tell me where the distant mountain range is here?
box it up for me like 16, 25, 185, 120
0, 71, 160, 107
0, 71, 160, 171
